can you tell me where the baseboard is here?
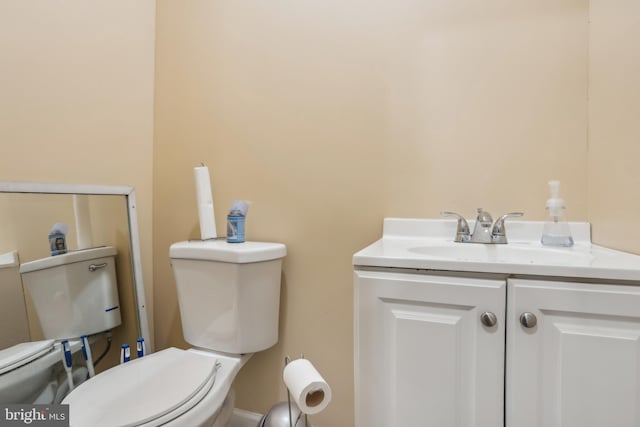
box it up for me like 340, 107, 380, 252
230, 408, 263, 427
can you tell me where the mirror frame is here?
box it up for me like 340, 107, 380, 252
0, 180, 152, 352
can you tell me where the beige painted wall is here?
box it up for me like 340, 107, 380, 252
588, 0, 640, 255
154, 1, 589, 425
0, 1, 156, 341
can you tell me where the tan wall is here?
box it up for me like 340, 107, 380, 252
0, 1, 156, 341
588, 0, 640, 255
154, 1, 589, 425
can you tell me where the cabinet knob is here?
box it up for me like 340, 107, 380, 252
520, 312, 537, 329
480, 311, 497, 327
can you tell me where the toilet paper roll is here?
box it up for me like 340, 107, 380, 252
194, 165, 217, 240
283, 359, 332, 415
73, 195, 93, 249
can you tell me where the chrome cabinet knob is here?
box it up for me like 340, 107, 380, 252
520, 312, 537, 328
480, 311, 497, 327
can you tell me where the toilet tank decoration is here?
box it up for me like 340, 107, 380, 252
19, 246, 121, 339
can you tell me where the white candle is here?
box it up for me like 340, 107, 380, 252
194, 165, 217, 240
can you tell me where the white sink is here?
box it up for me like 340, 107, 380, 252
353, 218, 640, 281
408, 243, 594, 265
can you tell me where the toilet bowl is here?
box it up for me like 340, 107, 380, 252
63, 347, 248, 427
63, 240, 286, 427
0, 340, 57, 403
0, 339, 84, 404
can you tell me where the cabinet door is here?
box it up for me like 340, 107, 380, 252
355, 270, 506, 427
507, 279, 640, 427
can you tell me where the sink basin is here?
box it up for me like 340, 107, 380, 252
353, 219, 640, 281
408, 244, 594, 265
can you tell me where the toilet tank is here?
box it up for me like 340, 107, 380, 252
170, 240, 286, 354
19, 247, 121, 339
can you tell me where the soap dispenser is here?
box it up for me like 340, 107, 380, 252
541, 180, 574, 247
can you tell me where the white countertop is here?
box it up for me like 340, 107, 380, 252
0, 250, 18, 269
353, 218, 640, 282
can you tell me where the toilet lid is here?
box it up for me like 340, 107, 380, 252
0, 339, 55, 374
63, 347, 219, 427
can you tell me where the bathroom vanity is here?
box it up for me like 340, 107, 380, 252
353, 219, 640, 427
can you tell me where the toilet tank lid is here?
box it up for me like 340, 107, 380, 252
170, 240, 286, 263
19, 246, 117, 274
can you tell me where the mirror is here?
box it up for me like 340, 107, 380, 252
0, 181, 151, 404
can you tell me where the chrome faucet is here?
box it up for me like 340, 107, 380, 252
441, 209, 523, 244
470, 208, 494, 243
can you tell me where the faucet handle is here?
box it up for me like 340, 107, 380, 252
441, 211, 470, 242
491, 212, 524, 244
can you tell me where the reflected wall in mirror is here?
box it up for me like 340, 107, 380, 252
0, 182, 150, 404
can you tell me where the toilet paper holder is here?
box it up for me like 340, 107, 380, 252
285, 355, 309, 427
262, 354, 330, 427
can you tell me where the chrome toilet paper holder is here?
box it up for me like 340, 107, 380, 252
285, 355, 309, 427
261, 353, 328, 427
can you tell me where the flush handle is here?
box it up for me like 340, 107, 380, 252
480, 311, 498, 327
520, 312, 537, 329
89, 263, 107, 272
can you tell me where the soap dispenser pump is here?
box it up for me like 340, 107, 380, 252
541, 180, 574, 247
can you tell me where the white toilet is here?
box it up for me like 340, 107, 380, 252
63, 240, 286, 427
0, 339, 60, 403
0, 247, 121, 404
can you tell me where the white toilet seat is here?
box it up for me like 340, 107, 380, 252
159, 349, 248, 427
0, 340, 55, 374
0, 339, 76, 404
63, 347, 224, 427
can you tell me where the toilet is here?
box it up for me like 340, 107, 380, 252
0, 340, 59, 403
0, 339, 87, 404
62, 240, 286, 427
0, 247, 121, 404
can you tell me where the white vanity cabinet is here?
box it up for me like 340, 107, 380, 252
507, 278, 640, 427
354, 270, 506, 427
355, 271, 640, 427
354, 218, 640, 427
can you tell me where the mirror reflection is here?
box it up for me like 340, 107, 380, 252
0, 192, 142, 404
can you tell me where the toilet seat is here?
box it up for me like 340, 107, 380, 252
0, 340, 55, 374
63, 348, 219, 427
